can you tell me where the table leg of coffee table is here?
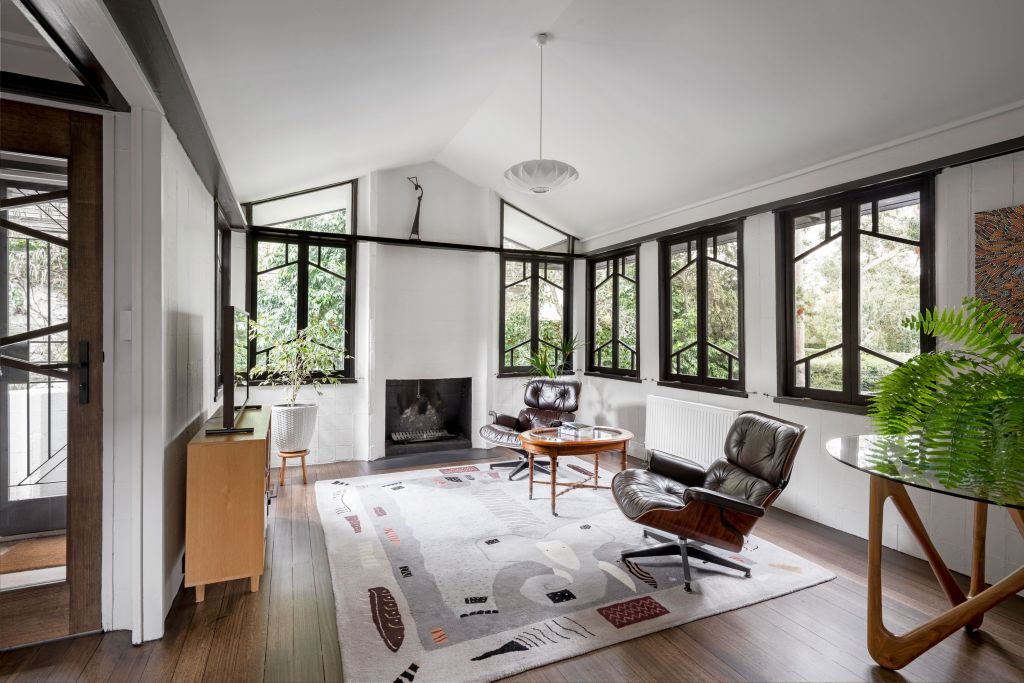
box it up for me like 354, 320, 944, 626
528, 453, 534, 500
550, 455, 558, 517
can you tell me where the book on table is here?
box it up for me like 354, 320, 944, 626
559, 422, 594, 438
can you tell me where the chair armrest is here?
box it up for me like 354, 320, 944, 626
683, 487, 765, 517
488, 411, 518, 430
647, 450, 705, 487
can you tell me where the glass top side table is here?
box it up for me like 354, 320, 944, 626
826, 435, 1024, 670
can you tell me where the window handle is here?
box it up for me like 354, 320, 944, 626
78, 341, 89, 404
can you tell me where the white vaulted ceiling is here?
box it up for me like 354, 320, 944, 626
157, 0, 1024, 238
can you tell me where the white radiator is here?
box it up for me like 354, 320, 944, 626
644, 396, 739, 468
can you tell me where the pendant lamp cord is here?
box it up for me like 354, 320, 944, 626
538, 39, 544, 160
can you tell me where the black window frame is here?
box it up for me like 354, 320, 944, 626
498, 253, 574, 377
586, 246, 640, 380
244, 178, 358, 382
659, 220, 746, 395
775, 174, 935, 408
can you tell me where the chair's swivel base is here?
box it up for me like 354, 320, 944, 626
621, 529, 751, 592
489, 458, 550, 481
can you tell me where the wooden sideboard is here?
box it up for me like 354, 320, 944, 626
185, 405, 272, 602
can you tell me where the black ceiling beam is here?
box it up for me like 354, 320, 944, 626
0, 71, 113, 111
100, 0, 246, 227
8, 0, 129, 111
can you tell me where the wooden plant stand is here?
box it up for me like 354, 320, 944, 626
278, 449, 309, 486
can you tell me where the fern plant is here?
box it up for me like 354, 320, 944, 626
868, 297, 1024, 505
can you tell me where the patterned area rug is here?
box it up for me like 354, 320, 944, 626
316, 459, 834, 682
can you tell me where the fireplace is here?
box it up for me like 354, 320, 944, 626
384, 378, 472, 456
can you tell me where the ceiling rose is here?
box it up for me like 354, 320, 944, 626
504, 33, 578, 194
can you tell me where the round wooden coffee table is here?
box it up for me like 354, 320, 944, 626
518, 426, 633, 516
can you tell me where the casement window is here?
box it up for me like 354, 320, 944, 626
245, 180, 357, 379
587, 248, 639, 378
660, 221, 744, 393
776, 175, 934, 406
247, 236, 355, 378
499, 254, 573, 375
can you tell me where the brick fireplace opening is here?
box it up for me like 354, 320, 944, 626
384, 377, 472, 456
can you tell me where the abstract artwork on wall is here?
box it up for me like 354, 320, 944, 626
975, 203, 1024, 333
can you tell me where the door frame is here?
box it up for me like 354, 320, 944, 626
0, 99, 103, 648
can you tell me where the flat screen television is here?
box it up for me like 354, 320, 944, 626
207, 305, 260, 434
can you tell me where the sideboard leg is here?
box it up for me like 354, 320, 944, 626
250, 575, 261, 593
195, 584, 205, 603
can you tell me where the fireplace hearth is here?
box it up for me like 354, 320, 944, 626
384, 378, 472, 456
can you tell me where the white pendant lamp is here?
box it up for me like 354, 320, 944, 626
504, 33, 578, 194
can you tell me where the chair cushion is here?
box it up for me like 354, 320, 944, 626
523, 379, 581, 412
611, 468, 688, 521
479, 423, 523, 449
703, 459, 777, 507
518, 407, 576, 430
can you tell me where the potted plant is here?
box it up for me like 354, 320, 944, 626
526, 334, 582, 381
249, 315, 348, 453
869, 297, 1024, 505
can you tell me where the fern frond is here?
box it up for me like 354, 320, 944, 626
873, 297, 1024, 506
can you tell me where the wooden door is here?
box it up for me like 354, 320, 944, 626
0, 100, 103, 648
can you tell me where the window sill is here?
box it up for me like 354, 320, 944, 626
249, 376, 358, 386
584, 371, 642, 384
656, 381, 749, 399
495, 371, 577, 380
772, 396, 867, 415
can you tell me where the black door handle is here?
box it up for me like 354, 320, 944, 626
78, 340, 89, 404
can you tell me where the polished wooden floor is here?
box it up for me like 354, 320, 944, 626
2, 452, 1023, 682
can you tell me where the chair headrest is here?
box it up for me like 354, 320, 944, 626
523, 378, 581, 412
723, 411, 806, 488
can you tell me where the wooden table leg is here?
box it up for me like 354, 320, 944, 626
550, 455, 558, 517
593, 453, 599, 485
866, 477, 1024, 669
195, 585, 205, 603
621, 448, 627, 471
968, 501, 988, 630
250, 575, 260, 593
528, 453, 534, 500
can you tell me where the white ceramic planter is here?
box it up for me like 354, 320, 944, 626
272, 403, 318, 453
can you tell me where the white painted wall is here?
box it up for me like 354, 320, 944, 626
135, 116, 220, 642
263, 162, 510, 465
156, 121, 217, 627
571, 151, 1024, 588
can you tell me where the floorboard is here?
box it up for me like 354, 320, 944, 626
2, 453, 1023, 682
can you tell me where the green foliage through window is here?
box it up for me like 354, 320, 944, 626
782, 177, 932, 404
501, 256, 572, 374
588, 249, 638, 377
661, 223, 743, 390
250, 236, 353, 379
